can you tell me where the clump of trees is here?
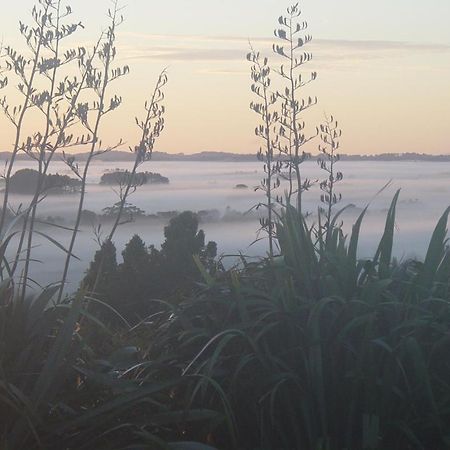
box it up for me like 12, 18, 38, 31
84, 211, 217, 322
100, 169, 169, 185
7, 168, 81, 194
101, 201, 146, 219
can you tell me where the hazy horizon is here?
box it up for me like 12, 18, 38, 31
6, 158, 450, 289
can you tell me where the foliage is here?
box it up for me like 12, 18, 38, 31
144, 195, 450, 450
100, 170, 169, 185
273, 3, 318, 212
0, 281, 222, 449
7, 168, 82, 195
161, 211, 217, 292
83, 239, 118, 301
247, 47, 280, 257
102, 201, 146, 219
248, 2, 321, 255
317, 115, 343, 238
83, 212, 218, 323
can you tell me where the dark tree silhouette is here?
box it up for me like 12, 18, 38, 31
82, 212, 218, 322
83, 240, 118, 302
161, 211, 216, 293
116, 235, 153, 320
8, 169, 81, 195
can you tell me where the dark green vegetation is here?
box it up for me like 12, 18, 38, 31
100, 169, 169, 185
84, 211, 217, 322
7, 168, 81, 194
1, 1, 450, 450
3, 194, 450, 449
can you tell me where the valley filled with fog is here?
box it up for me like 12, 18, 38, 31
5, 159, 450, 291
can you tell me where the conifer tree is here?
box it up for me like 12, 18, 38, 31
83, 240, 118, 301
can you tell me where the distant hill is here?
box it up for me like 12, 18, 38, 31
0, 150, 450, 162
0, 150, 257, 162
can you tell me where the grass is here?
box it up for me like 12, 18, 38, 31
142, 194, 450, 449
0, 283, 223, 449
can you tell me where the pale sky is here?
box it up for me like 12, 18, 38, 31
1, 0, 450, 154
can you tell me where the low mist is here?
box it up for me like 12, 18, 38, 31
5, 159, 450, 289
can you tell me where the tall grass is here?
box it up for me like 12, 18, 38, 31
145, 194, 450, 450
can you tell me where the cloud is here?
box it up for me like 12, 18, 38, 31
118, 32, 450, 64
123, 47, 247, 62
313, 39, 450, 52
121, 31, 450, 51
195, 67, 248, 76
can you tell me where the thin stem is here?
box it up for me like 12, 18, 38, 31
57, 13, 118, 302
0, 2, 51, 236
21, 1, 64, 298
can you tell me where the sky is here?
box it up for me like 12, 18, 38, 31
1, 0, 450, 155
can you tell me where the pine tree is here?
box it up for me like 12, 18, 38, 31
83, 240, 118, 299
161, 211, 216, 295
122, 235, 149, 273
117, 235, 153, 320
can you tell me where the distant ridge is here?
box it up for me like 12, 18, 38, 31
0, 150, 449, 162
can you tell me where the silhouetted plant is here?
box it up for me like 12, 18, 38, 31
102, 201, 146, 220
115, 235, 153, 320
83, 239, 118, 301
273, 2, 318, 213
247, 47, 281, 257
106, 69, 167, 241
1, 0, 89, 297
318, 115, 343, 239
3, 1, 450, 450
81, 66, 167, 298
0, 2, 52, 237
58, 0, 127, 301
248, 3, 318, 224
161, 211, 216, 297
0, 44, 7, 90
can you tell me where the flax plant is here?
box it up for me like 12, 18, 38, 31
317, 115, 343, 241
0, 2, 52, 237
106, 69, 167, 242
58, 1, 128, 301
81, 69, 167, 301
0, 1, 88, 297
274, 2, 318, 213
247, 47, 281, 257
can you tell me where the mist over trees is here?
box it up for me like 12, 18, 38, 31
7, 168, 82, 194
99, 169, 169, 185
